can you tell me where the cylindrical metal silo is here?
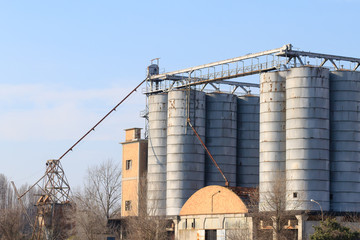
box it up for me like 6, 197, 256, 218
330, 71, 360, 212
259, 71, 287, 211
205, 92, 237, 186
286, 67, 330, 211
166, 89, 206, 216
237, 95, 259, 187
147, 93, 168, 215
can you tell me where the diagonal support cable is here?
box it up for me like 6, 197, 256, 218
187, 118, 229, 187
58, 78, 146, 160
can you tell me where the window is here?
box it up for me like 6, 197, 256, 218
126, 160, 132, 170
293, 192, 298, 198
205, 230, 217, 240
125, 200, 132, 211
191, 219, 195, 229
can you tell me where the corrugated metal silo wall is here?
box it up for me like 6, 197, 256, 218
147, 93, 168, 215
237, 95, 260, 187
166, 89, 206, 216
330, 71, 360, 212
286, 67, 330, 211
205, 92, 237, 186
259, 71, 287, 211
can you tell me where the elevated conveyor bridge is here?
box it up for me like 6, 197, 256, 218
145, 44, 360, 95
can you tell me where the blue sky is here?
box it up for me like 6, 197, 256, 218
1, 0, 359, 189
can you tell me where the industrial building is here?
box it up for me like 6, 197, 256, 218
118, 44, 360, 240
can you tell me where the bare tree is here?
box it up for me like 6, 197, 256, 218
0, 207, 25, 240
341, 213, 360, 233
0, 174, 15, 209
226, 222, 252, 240
260, 175, 288, 240
0, 174, 37, 240
0, 173, 75, 240
84, 159, 122, 219
123, 174, 170, 240
253, 174, 299, 240
73, 198, 107, 240
74, 159, 122, 239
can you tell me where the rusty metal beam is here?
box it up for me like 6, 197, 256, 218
187, 119, 229, 187
58, 78, 146, 160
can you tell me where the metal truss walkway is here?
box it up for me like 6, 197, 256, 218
145, 44, 360, 95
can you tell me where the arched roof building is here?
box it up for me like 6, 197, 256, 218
176, 186, 256, 240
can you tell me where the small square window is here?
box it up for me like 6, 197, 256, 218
126, 160, 132, 170
293, 192, 298, 198
125, 200, 132, 211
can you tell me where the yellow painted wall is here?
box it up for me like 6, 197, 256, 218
121, 128, 147, 217
125, 128, 141, 142
122, 142, 139, 179
122, 179, 138, 216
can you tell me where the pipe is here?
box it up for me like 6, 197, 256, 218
58, 78, 147, 160
187, 118, 229, 187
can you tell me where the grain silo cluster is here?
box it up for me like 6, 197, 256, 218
146, 65, 360, 216
259, 67, 360, 213
147, 90, 259, 216
119, 44, 360, 239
